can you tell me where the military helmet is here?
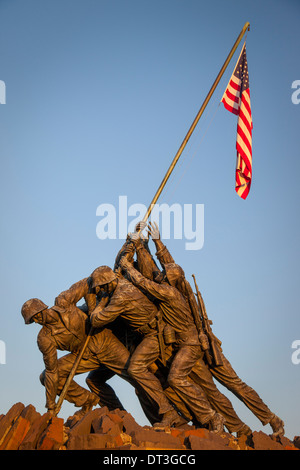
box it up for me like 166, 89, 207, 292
21, 298, 48, 324
90, 265, 117, 288
164, 263, 185, 287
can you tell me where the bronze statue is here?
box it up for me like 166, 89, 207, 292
21, 289, 144, 419
89, 265, 191, 429
118, 255, 226, 433
20, 221, 285, 438
119, 229, 250, 435
131, 222, 285, 438
21, 274, 188, 426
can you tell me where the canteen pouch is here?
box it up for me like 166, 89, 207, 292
163, 323, 176, 344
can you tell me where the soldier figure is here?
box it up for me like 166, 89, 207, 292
21, 290, 141, 418
20, 220, 285, 439
89, 265, 193, 429
118, 253, 227, 433
136, 222, 285, 438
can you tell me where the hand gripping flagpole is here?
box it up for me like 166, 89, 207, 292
54, 22, 250, 417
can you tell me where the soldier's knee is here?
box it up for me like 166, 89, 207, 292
167, 372, 181, 390
127, 361, 143, 379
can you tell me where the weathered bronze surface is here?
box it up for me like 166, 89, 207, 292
21, 222, 285, 437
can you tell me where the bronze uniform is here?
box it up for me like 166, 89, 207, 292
38, 278, 136, 412
153, 238, 277, 431
122, 260, 220, 427
90, 277, 176, 416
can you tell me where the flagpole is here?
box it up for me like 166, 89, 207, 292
141, 21, 250, 224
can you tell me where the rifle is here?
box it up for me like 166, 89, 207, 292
184, 281, 213, 366
192, 274, 223, 367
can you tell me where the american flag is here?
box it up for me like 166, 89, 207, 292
221, 43, 253, 199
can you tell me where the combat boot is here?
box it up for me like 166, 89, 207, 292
73, 393, 100, 420
153, 409, 184, 429
236, 424, 252, 438
269, 414, 285, 438
209, 412, 226, 434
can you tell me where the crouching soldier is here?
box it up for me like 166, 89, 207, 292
21, 296, 139, 418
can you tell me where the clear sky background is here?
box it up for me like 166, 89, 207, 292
0, 0, 299, 441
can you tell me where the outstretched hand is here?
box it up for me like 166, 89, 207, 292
147, 221, 160, 241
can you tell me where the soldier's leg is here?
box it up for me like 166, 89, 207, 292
209, 352, 284, 436
167, 345, 223, 428
129, 348, 191, 426
90, 329, 176, 424
89, 328, 136, 386
150, 356, 194, 423
209, 352, 274, 425
127, 335, 174, 415
39, 352, 99, 408
189, 356, 248, 433
134, 387, 161, 425
86, 366, 125, 411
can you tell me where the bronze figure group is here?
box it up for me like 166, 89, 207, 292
21, 222, 285, 438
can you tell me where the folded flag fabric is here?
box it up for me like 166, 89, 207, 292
221, 43, 253, 199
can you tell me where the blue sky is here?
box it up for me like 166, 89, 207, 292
0, 0, 299, 440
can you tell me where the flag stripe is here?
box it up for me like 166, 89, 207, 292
229, 78, 241, 92
241, 91, 252, 123
222, 99, 239, 115
239, 105, 252, 136
226, 78, 241, 97
236, 135, 252, 166
238, 113, 252, 145
237, 117, 252, 156
224, 88, 240, 104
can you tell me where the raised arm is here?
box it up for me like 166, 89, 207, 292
134, 238, 160, 280
54, 278, 96, 314
90, 295, 120, 329
119, 256, 172, 302
147, 222, 175, 266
